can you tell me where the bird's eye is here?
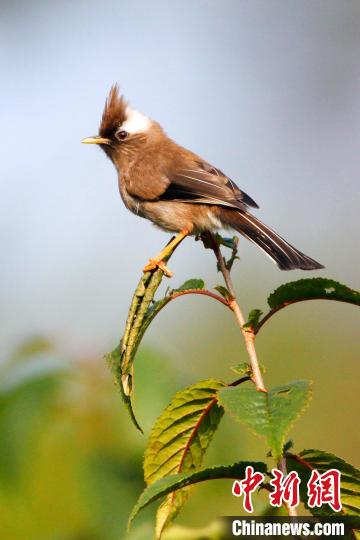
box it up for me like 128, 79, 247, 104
116, 130, 128, 141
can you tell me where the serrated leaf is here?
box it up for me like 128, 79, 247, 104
144, 379, 225, 537
287, 449, 360, 518
214, 285, 233, 301
105, 345, 143, 432
218, 381, 312, 459
173, 279, 205, 292
129, 461, 268, 528
106, 239, 199, 431
267, 278, 360, 310
243, 309, 263, 330
105, 267, 166, 431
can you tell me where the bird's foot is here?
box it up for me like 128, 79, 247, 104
143, 258, 173, 278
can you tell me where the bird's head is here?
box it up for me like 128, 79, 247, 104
82, 85, 162, 165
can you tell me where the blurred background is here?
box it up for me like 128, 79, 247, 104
1, 1, 359, 538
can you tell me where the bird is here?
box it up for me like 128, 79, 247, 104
82, 85, 323, 277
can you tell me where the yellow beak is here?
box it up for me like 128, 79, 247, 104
82, 136, 111, 145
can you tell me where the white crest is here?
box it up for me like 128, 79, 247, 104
120, 106, 151, 134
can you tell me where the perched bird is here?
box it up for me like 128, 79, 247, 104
83, 86, 323, 276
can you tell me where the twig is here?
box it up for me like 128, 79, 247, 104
254, 296, 356, 335
229, 375, 252, 387
204, 233, 300, 519
206, 232, 267, 393
278, 457, 298, 518
169, 289, 230, 307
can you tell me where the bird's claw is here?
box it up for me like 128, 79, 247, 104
143, 258, 173, 278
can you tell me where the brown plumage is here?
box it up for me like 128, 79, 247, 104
99, 85, 128, 138
83, 86, 324, 273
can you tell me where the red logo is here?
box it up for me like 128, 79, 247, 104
232, 467, 342, 513
307, 469, 342, 512
232, 466, 265, 513
269, 468, 300, 508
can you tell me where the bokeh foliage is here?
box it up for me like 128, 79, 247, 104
0, 340, 231, 540
0, 339, 146, 540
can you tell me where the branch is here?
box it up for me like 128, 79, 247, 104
204, 232, 267, 393
277, 457, 298, 518
166, 288, 230, 308
229, 375, 252, 387
255, 297, 357, 335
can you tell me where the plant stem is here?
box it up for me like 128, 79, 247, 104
254, 296, 357, 335
169, 288, 229, 307
278, 457, 298, 518
205, 234, 299, 519
208, 233, 267, 393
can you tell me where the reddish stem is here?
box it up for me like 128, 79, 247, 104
205, 232, 266, 392
255, 297, 357, 335
169, 289, 230, 307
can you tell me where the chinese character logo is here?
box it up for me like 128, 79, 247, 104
269, 468, 300, 509
307, 469, 342, 512
231, 466, 342, 513
232, 466, 265, 513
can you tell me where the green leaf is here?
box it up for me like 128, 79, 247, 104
106, 240, 190, 431
218, 381, 312, 459
221, 235, 240, 270
106, 267, 166, 431
199, 232, 237, 251
283, 440, 294, 453
217, 235, 239, 251
199, 233, 239, 270
287, 449, 360, 517
254, 278, 360, 334
144, 379, 225, 537
267, 278, 360, 310
106, 345, 143, 433
129, 461, 268, 528
243, 309, 263, 330
214, 285, 233, 301
173, 279, 205, 292
231, 362, 252, 377
231, 362, 266, 378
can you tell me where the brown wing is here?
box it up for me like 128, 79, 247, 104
125, 144, 259, 209
160, 159, 259, 210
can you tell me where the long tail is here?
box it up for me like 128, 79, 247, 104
219, 209, 324, 270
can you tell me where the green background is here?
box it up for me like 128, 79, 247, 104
1, 1, 359, 538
